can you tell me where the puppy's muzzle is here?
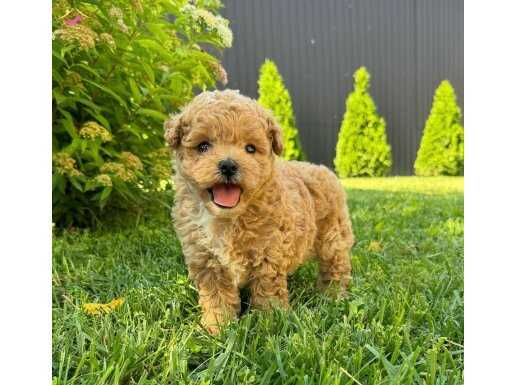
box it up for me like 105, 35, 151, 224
218, 158, 239, 180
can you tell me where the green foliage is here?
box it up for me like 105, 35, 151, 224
257, 59, 306, 161
414, 80, 464, 176
334, 67, 392, 177
52, 0, 232, 227
52, 177, 463, 384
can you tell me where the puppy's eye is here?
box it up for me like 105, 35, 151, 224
245, 144, 256, 154
197, 141, 211, 153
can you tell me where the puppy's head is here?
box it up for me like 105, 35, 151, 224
164, 90, 283, 217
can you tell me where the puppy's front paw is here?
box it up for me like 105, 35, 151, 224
200, 315, 221, 335
201, 312, 232, 335
203, 323, 221, 335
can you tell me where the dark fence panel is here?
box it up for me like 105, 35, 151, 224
220, 0, 463, 175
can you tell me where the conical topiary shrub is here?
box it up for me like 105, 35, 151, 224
334, 66, 392, 177
257, 59, 306, 160
414, 80, 464, 176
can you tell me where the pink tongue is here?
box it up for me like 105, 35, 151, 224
212, 184, 241, 208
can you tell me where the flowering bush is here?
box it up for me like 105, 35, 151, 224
52, 0, 231, 227
257, 60, 306, 161
414, 80, 464, 176
334, 67, 392, 177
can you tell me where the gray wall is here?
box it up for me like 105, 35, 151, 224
220, 0, 464, 175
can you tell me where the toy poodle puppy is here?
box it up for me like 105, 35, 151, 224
164, 90, 354, 334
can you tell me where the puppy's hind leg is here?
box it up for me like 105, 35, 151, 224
315, 215, 354, 299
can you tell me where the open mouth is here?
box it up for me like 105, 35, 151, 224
207, 183, 242, 209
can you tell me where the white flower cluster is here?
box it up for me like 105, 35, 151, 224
181, 4, 233, 48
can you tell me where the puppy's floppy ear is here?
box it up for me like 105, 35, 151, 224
164, 114, 183, 149
267, 116, 284, 156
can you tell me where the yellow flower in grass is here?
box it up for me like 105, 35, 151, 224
83, 297, 124, 315
79, 121, 112, 142
53, 152, 82, 177
368, 240, 383, 252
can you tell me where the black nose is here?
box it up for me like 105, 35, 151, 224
218, 158, 238, 177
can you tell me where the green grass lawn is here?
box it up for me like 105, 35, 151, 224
52, 177, 464, 385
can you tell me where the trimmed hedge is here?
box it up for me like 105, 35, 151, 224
257, 59, 306, 161
414, 80, 464, 176
334, 67, 392, 177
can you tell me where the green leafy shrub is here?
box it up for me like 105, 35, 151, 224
52, 0, 232, 227
334, 67, 392, 177
414, 80, 464, 176
257, 59, 306, 160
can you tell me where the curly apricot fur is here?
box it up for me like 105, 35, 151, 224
164, 90, 354, 334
